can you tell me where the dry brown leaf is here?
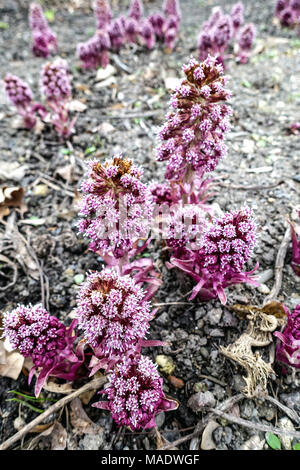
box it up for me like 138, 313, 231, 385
27, 422, 67, 450
0, 254, 18, 291
0, 186, 26, 220
68, 99, 87, 112
201, 420, 219, 450
229, 301, 287, 320
42, 379, 74, 395
70, 398, 103, 435
75, 83, 92, 95
0, 339, 24, 380
55, 164, 74, 183
13, 236, 40, 280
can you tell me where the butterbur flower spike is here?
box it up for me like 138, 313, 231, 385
290, 213, 300, 276
41, 58, 75, 138
140, 20, 156, 49
29, 3, 57, 58
128, 0, 144, 21
77, 155, 153, 262
109, 19, 125, 51
93, 354, 178, 430
163, 0, 181, 20
231, 2, 244, 34
168, 207, 258, 304
3, 73, 46, 129
237, 24, 256, 64
76, 269, 157, 373
77, 31, 111, 70
274, 304, 300, 369
156, 56, 232, 182
2, 304, 83, 396
93, 0, 112, 30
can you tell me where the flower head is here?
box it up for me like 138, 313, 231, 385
163, 0, 181, 20
149, 12, 165, 38
77, 31, 111, 70
76, 269, 153, 363
109, 18, 125, 50
237, 23, 256, 63
128, 0, 144, 21
156, 56, 231, 181
124, 17, 139, 43
3, 73, 45, 129
275, 304, 300, 369
29, 3, 57, 57
140, 19, 155, 49
93, 354, 178, 430
3, 304, 70, 368
41, 58, 71, 103
93, 0, 112, 29
77, 155, 153, 258
231, 2, 244, 33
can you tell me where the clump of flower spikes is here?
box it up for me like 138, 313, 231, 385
168, 207, 258, 304
2, 304, 82, 396
77, 30, 111, 69
274, 304, 300, 369
41, 58, 75, 138
77, 155, 153, 259
197, 2, 256, 66
76, 268, 155, 371
3, 73, 46, 129
29, 2, 57, 58
156, 55, 232, 182
93, 353, 178, 430
275, 0, 300, 30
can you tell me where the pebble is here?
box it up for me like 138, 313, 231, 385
188, 391, 216, 412
278, 417, 295, 450
79, 433, 104, 450
207, 308, 223, 325
257, 283, 271, 294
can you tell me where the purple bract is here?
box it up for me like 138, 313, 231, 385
274, 304, 300, 368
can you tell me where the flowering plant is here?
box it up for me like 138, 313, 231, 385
41, 58, 76, 138
93, 354, 178, 430
2, 304, 84, 396
29, 2, 57, 58
3, 73, 46, 129
274, 304, 300, 368
275, 0, 300, 31
290, 212, 300, 276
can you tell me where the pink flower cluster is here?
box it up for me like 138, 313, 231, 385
168, 207, 258, 304
41, 58, 76, 138
77, 0, 181, 68
197, 2, 256, 66
76, 269, 154, 370
77, 155, 153, 260
156, 56, 232, 182
2, 304, 82, 396
93, 354, 178, 431
275, 0, 300, 32
290, 211, 300, 276
274, 304, 300, 369
3, 73, 46, 129
29, 2, 57, 58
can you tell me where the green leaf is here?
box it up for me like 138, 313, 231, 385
0, 21, 9, 29
44, 10, 55, 22
85, 145, 97, 156
61, 148, 72, 155
8, 390, 56, 403
265, 432, 281, 450
242, 80, 252, 89
293, 443, 300, 450
6, 398, 44, 414
74, 274, 85, 285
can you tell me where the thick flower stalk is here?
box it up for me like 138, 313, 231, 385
274, 304, 300, 369
3, 73, 46, 129
76, 269, 161, 373
77, 31, 111, 70
2, 304, 83, 396
237, 24, 256, 64
93, 354, 178, 430
41, 58, 75, 138
93, 0, 112, 30
156, 56, 232, 183
167, 207, 258, 304
128, 0, 144, 21
77, 155, 153, 263
29, 2, 57, 58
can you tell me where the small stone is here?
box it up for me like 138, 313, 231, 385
257, 283, 270, 294
34, 184, 48, 197
167, 375, 184, 389
207, 308, 222, 325
188, 391, 216, 412
278, 417, 295, 450
155, 355, 175, 375
14, 416, 25, 431
95, 64, 116, 81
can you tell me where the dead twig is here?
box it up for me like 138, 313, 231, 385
210, 408, 300, 439
0, 376, 107, 451
263, 225, 291, 305
216, 180, 284, 191
161, 393, 244, 450
263, 395, 300, 425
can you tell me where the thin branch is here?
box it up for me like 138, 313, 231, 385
217, 180, 284, 191
263, 225, 291, 305
263, 395, 300, 425
210, 408, 300, 439
0, 376, 107, 451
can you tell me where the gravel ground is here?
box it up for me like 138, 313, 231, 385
0, 0, 299, 451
